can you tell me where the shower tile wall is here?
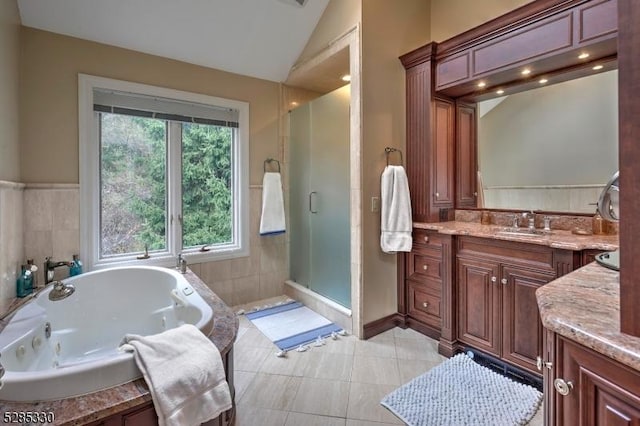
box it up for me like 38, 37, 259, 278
17, 185, 286, 307
0, 182, 24, 302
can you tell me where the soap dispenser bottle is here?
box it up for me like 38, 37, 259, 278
17, 265, 34, 298
592, 211, 604, 235
69, 254, 83, 276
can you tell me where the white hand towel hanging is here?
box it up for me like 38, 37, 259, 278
380, 165, 412, 253
260, 172, 286, 236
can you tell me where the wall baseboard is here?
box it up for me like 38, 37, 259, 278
362, 313, 405, 339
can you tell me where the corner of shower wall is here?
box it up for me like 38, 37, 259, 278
284, 280, 353, 333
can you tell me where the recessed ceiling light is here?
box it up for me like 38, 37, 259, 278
290, 101, 299, 107
539, 78, 548, 84
521, 68, 531, 76
593, 65, 604, 71
496, 89, 504, 95
477, 81, 487, 88
578, 53, 590, 59
341, 74, 351, 82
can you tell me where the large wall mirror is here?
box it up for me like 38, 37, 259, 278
476, 69, 618, 214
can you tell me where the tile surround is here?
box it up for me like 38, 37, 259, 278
0, 184, 287, 312
0, 182, 25, 302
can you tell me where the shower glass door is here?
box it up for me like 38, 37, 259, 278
289, 85, 351, 308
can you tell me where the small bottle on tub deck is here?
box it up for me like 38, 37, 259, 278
69, 254, 83, 276
17, 265, 34, 298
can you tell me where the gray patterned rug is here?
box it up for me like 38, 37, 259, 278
381, 353, 542, 426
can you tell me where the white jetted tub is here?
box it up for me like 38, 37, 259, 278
0, 266, 214, 401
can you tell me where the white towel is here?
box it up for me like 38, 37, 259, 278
120, 324, 232, 426
380, 165, 413, 253
260, 172, 286, 236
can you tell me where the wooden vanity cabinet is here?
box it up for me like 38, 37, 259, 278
401, 45, 455, 223
456, 236, 571, 374
402, 228, 454, 343
546, 334, 640, 425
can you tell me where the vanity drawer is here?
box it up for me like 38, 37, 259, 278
407, 252, 442, 281
408, 282, 442, 327
413, 229, 446, 250
407, 277, 441, 297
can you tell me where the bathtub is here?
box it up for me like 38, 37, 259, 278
0, 266, 214, 402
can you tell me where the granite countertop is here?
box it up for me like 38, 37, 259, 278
0, 269, 238, 425
536, 262, 640, 372
414, 221, 619, 251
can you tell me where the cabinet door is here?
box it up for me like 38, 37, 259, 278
432, 98, 454, 207
456, 102, 477, 208
555, 337, 640, 426
457, 256, 501, 356
502, 266, 555, 373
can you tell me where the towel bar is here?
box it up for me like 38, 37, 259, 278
385, 147, 403, 166
264, 158, 281, 173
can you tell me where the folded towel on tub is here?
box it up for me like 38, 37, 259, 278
120, 324, 232, 426
260, 171, 286, 236
380, 165, 413, 253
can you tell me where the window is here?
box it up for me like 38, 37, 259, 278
79, 75, 249, 269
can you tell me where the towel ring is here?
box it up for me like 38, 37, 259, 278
385, 147, 403, 166
264, 158, 281, 173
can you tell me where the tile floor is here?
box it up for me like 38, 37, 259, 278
232, 298, 544, 426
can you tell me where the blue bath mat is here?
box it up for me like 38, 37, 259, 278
245, 301, 342, 351
381, 353, 542, 426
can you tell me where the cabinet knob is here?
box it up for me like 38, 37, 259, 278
501, 278, 508, 285
491, 276, 497, 283
424, 236, 429, 243
553, 378, 574, 396
435, 192, 440, 198
423, 265, 428, 271
474, 192, 478, 197
422, 302, 429, 308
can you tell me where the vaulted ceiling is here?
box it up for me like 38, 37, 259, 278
17, 0, 330, 82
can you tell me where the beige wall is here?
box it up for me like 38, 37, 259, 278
20, 27, 280, 185
18, 28, 287, 308
431, 0, 533, 42
0, 0, 20, 182
295, 0, 360, 66
361, 0, 431, 324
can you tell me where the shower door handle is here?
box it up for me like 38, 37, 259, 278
309, 191, 318, 214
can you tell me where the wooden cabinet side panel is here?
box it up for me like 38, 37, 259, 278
455, 102, 477, 208
405, 63, 433, 222
439, 234, 456, 356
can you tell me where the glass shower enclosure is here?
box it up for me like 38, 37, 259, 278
289, 85, 351, 308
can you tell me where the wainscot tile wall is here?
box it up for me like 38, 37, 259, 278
0, 181, 25, 302
4, 184, 286, 309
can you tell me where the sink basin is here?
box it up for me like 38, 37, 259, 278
495, 227, 549, 238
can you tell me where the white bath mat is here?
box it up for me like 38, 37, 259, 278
245, 301, 342, 351
381, 353, 542, 426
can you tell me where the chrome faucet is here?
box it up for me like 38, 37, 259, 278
44, 257, 73, 286
522, 211, 536, 231
48, 280, 75, 301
